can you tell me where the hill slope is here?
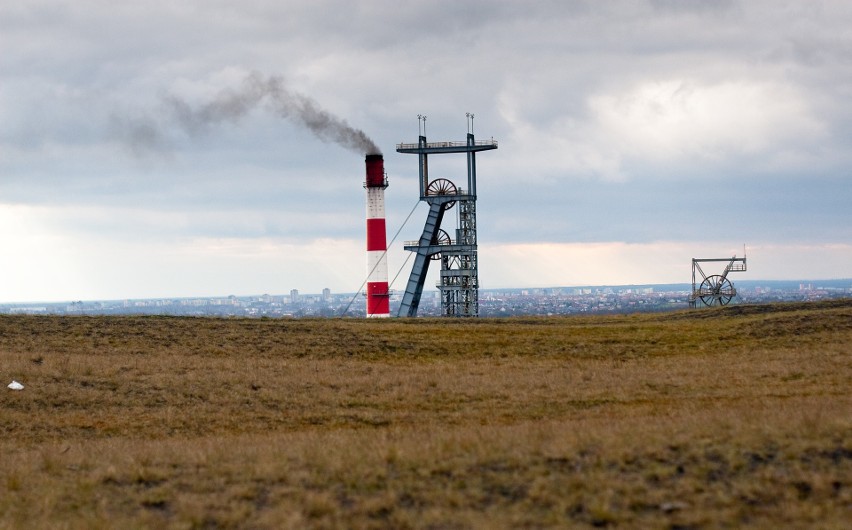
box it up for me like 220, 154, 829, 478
1, 300, 850, 528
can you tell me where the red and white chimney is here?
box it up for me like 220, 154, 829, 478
365, 154, 390, 317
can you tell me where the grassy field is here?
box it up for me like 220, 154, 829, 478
0, 300, 849, 529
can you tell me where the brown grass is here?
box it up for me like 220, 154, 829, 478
0, 300, 850, 528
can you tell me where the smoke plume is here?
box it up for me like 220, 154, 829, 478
116, 72, 381, 156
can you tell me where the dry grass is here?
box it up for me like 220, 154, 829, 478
0, 300, 850, 528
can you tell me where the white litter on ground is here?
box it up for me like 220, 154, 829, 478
8, 381, 24, 390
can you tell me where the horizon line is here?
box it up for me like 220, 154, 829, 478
2, 277, 850, 306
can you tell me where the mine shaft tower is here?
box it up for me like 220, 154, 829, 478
689, 251, 747, 308
396, 115, 497, 317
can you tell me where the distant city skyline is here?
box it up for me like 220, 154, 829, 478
2, 2, 850, 303
3, 279, 848, 317
2, 276, 850, 307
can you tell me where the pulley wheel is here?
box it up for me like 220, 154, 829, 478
698, 275, 736, 306
426, 178, 457, 209
430, 229, 452, 260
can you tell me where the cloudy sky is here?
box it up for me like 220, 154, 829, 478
2, 0, 850, 302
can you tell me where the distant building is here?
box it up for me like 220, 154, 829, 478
290, 289, 299, 304
322, 288, 331, 302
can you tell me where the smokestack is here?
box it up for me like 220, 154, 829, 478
365, 154, 389, 318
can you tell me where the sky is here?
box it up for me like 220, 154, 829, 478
1, 0, 851, 303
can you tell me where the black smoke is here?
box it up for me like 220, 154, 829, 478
113, 72, 381, 156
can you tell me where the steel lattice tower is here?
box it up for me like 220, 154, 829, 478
396, 119, 497, 317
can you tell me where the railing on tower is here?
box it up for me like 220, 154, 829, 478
396, 139, 498, 150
